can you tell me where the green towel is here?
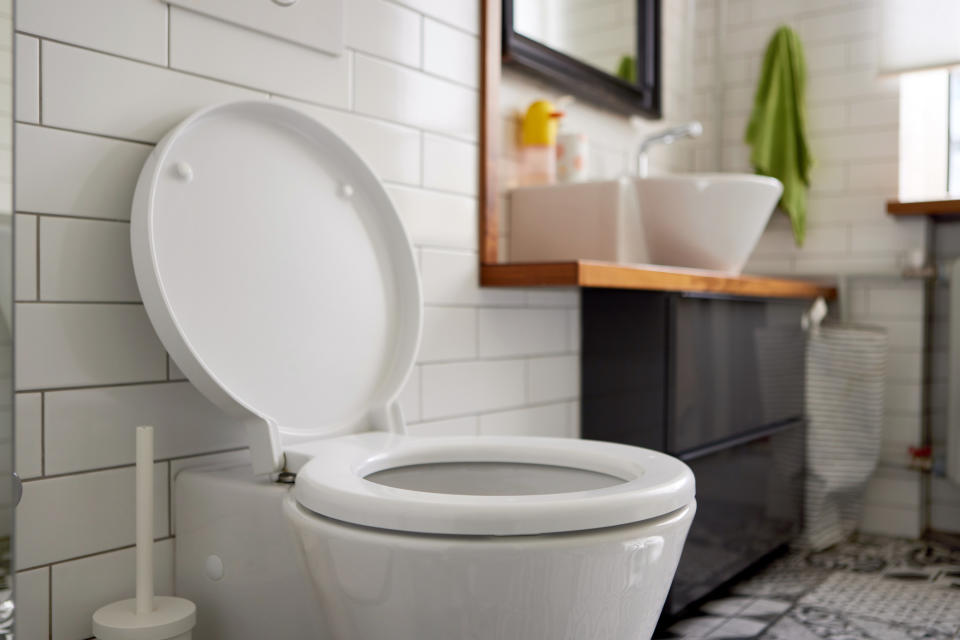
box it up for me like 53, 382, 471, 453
745, 26, 813, 247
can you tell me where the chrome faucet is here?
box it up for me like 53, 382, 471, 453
634, 121, 703, 177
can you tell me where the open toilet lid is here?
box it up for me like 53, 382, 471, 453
130, 101, 422, 473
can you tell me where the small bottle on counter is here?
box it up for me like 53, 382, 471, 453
557, 131, 589, 183
555, 96, 589, 183
517, 100, 563, 186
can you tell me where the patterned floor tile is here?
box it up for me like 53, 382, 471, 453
701, 598, 755, 616
663, 534, 960, 640
738, 598, 792, 618
708, 617, 768, 638
667, 616, 728, 637
760, 614, 823, 640
848, 616, 956, 640
787, 606, 874, 639
799, 572, 960, 633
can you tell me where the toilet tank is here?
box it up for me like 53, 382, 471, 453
174, 465, 328, 640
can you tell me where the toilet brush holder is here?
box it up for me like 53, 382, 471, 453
93, 427, 196, 640
93, 597, 196, 640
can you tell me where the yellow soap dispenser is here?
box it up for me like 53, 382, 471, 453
518, 100, 563, 186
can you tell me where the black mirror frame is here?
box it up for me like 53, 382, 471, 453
501, 0, 661, 118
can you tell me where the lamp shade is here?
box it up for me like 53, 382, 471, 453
880, 0, 960, 74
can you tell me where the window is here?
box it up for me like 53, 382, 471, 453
948, 71, 960, 194
899, 69, 950, 200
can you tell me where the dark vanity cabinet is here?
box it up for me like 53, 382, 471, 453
581, 289, 807, 617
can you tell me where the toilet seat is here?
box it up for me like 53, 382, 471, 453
131, 101, 695, 538
291, 432, 695, 535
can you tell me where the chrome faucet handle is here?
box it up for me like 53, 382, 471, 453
632, 120, 703, 177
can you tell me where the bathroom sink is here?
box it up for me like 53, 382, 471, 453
508, 173, 782, 274
634, 173, 782, 274
509, 178, 647, 264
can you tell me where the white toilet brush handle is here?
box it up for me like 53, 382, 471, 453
92, 424, 196, 639
136, 426, 154, 615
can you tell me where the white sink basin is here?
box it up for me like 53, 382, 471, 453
508, 173, 782, 274
634, 173, 782, 274
509, 178, 646, 265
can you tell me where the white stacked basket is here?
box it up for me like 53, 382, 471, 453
804, 324, 888, 550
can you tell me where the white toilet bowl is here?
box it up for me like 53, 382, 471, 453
131, 101, 696, 640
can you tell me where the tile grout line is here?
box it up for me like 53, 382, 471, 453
17, 300, 143, 305
18, 535, 177, 574
23, 32, 482, 127
19, 377, 185, 395
346, 50, 354, 111
24, 446, 248, 483
167, 460, 172, 538
166, 3, 171, 68
418, 14, 425, 70
34, 214, 40, 300
47, 563, 52, 640
27, 213, 132, 226
380, 0, 478, 39
419, 130, 425, 188
18, 119, 157, 147
25, 84, 479, 151
418, 398, 578, 427
39, 390, 44, 477
37, 33, 42, 127
415, 364, 423, 424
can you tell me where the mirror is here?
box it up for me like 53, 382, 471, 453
514, 1, 637, 80
0, 0, 12, 635
503, 0, 661, 116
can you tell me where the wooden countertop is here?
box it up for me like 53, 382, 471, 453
887, 198, 960, 216
481, 261, 837, 300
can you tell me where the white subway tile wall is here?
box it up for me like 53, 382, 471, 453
15, 125, 153, 221
17, 0, 169, 65
275, 97, 423, 185
43, 383, 247, 475
422, 132, 479, 195
168, 7, 351, 108
41, 42, 266, 143
16, 304, 167, 390
13, 392, 41, 479
16, 566, 49, 640
844, 279, 926, 538
343, 0, 422, 68
38, 217, 140, 302
16, 464, 169, 569
12, 1, 591, 634
13, 35, 38, 124
13, 212, 35, 300
691, 0, 927, 538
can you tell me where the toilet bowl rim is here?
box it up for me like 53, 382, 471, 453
289, 432, 695, 536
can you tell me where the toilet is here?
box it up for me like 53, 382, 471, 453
131, 101, 696, 640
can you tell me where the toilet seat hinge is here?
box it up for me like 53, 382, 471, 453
274, 471, 296, 485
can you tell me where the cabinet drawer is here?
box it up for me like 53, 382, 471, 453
669, 296, 806, 453
667, 421, 805, 615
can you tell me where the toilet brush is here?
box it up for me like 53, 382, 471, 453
92, 426, 197, 640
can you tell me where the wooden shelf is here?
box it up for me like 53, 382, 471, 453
481, 261, 837, 300
887, 198, 960, 217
